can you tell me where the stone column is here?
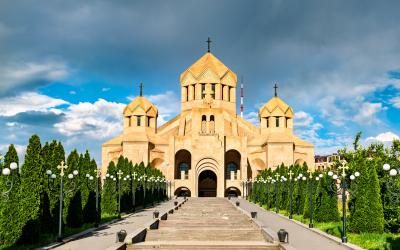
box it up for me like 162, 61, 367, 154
181, 87, 187, 102
230, 87, 236, 102
195, 83, 202, 100
215, 83, 222, 100
188, 85, 194, 101
223, 85, 229, 101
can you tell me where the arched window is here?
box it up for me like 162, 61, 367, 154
225, 150, 241, 180
137, 116, 141, 126
201, 115, 207, 133
275, 117, 279, 127
227, 162, 237, 173
201, 84, 206, 99
211, 84, 215, 99
266, 117, 269, 128
179, 162, 189, 173
209, 115, 215, 134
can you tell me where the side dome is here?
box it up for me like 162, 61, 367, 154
123, 96, 158, 130
259, 97, 293, 118
124, 96, 158, 117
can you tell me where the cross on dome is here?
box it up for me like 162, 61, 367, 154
274, 83, 278, 97
206, 37, 212, 53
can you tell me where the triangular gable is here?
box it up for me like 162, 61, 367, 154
180, 71, 197, 86
197, 67, 220, 83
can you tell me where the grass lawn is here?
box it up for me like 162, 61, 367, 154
258, 203, 400, 250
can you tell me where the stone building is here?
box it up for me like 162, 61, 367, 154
102, 50, 314, 197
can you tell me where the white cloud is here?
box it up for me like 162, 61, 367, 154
102, 87, 110, 92
0, 92, 68, 116
244, 111, 259, 125
69, 90, 76, 95
353, 102, 383, 124
366, 132, 399, 142
390, 97, 400, 108
0, 62, 69, 94
54, 98, 125, 139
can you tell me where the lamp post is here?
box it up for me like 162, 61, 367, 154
0, 154, 18, 199
307, 170, 314, 228
266, 177, 272, 210
131, 172, 138, 212
142, 174, 147, 207
85, 168, 101, 227
288, 170, 294, 219
328, 160, 360, 243
274, 173, 280, 213
46, 161, 78, 242
116, 170, 123, 218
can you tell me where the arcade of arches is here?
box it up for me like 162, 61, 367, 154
102, 48, 315, 198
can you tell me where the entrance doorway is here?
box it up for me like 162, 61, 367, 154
198, 170, 217, 197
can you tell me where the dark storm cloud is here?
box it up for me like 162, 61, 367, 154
1, 0, 400, 102
2, 111, 65, 126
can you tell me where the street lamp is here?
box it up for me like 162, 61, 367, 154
0, 155, 18, 199
382, 163, 399, 204
287, 170, 294, 219
273, 173, 280, 213
46, 161, 78, 242
86, 169, 102, 227
116, 170, 123, 218
328, 160, 360, 243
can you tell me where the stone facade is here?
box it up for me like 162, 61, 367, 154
102, 51, 314, 197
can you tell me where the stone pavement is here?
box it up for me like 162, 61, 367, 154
232, 197, 355, 250
130, 198, 278, 250
52, 199, 181, 250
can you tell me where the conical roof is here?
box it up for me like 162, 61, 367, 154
180, 52, 237, 86
259, 97, 293, 118
123, 96, 158, 117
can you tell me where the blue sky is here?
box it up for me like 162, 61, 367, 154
0, 0, 400, 164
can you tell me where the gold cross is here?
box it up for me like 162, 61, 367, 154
132, 172, 137, 180
57, 161, 68, 177
338, 162, 349, 177
274, 173, 280, 180
117, 170, 123, 179
288, 170, 294, 180
308, 170, 313, 178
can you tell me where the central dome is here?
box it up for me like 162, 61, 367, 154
180, 52, 237, 87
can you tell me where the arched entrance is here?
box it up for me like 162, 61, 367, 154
198, 170, 217, 197
225, 187, 241, 197
174, 187, 191, 197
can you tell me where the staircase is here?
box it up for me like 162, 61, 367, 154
128, 198, 279, 250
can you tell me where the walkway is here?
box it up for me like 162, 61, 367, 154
232, 197, 351, 250
52, 199, 181, 250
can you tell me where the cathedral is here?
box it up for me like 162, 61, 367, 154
102, 47, 314, 198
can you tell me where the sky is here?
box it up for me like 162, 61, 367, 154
0, 0, 400, 164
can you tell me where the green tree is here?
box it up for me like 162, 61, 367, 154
102, 161, 117, 215
0, 144, 20, 246
83, 159, 98, 223
18, 135, 45, 244
348, 148, 384, 233
313, 172, 339, 222
65, 150, 83, 228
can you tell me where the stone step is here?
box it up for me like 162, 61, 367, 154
128, 241, 279, 250
145, 229, 265, 241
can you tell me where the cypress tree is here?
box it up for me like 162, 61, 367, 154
65, 150, 83, 228
102, 161, 117, 215
80, 150, 92, 212
83, 159, 97, 223
18, 135, 44, 244
0, 144, 21, 246
349, 150, 384, 233
313, 173, 339, 222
